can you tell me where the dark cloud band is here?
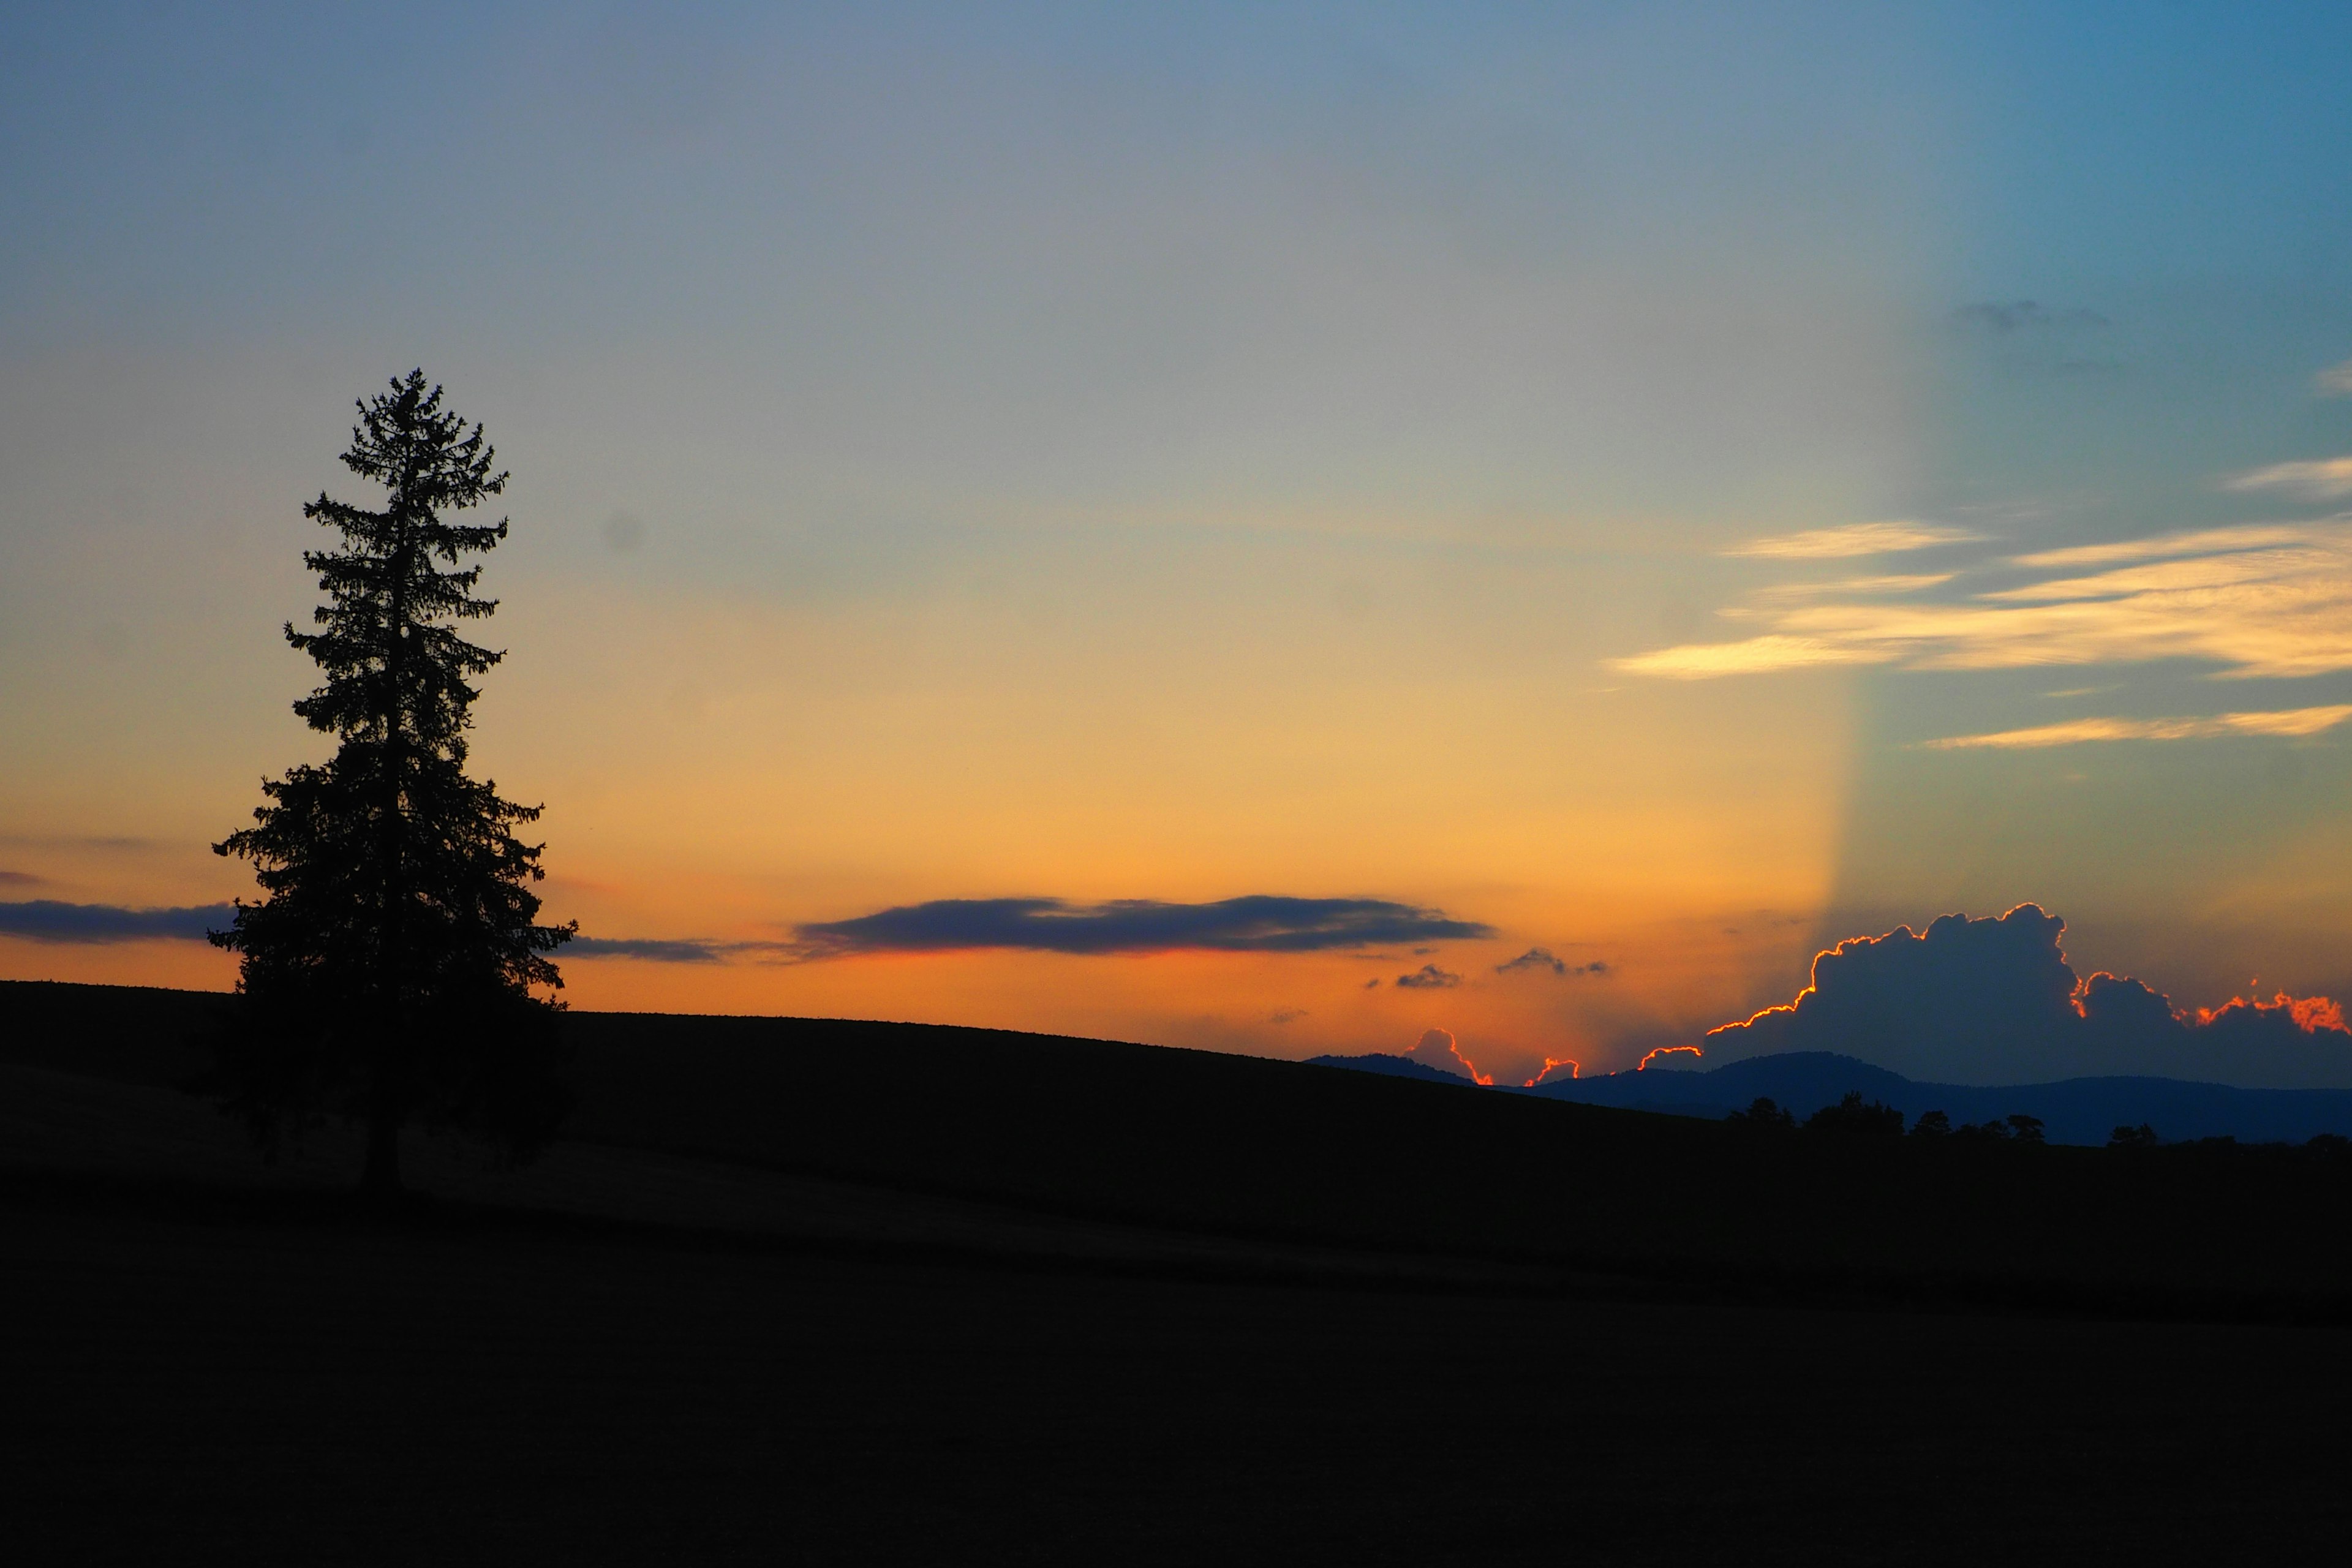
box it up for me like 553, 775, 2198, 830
796, 895, 1492, 957
0, 899, 233, 944
567, 936, 730, 963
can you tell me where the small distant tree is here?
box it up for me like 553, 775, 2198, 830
1804, 1091, 1905, 1139
1727, 1096, 1795, 1129
2005, 1114, 2047, 1145
1910, 1109, 1952, 1139
206, 371, 575, 1192
1953, 1118, 2011, 1143
2108, 1123, 2159, 1150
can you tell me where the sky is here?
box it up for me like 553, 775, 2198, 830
7, 2, 2352, 1088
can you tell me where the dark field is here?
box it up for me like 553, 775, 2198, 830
8, 981, 2352, 1562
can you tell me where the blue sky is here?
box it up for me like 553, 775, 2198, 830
7, 3, 2352, 1084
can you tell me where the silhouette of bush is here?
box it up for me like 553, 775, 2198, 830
1804, 1091, 1905, 1139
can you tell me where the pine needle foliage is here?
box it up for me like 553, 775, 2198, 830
208, 371, 575, 1191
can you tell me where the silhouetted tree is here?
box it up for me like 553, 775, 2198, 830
2005, 1113, 2046, 1145
1910, 1109, 1952, 1139
1953, 1118, 2011, 1143
1727, 1096, 1795, 1129
207, 371, 574, 1192
2108, 1123, 2160, 1150
1804, 1091, 1905, 1139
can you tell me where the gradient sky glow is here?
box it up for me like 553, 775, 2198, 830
7, 4, 2352, 1087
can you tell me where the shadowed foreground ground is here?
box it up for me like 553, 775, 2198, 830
9, 981, 2352, 1561
9, 1177, 2352, 1565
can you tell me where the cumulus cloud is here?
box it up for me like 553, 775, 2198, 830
0, 899, 232, 943
1702, 905, 2352, 1088
1495, 948, 1610, 978
1727, 521, 1981, 559
1923, 705, 2352, 750
1395, 963, 1461, 989
1404, 1027, 1491, 1084
1615, 521, 2352, 681
794, 895, 1492, 957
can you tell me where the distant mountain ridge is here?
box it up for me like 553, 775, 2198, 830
1300, 1052, 1477, 1086
1311, 1049, 2352, 1146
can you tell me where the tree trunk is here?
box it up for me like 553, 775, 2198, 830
361, 1098, 402, 1195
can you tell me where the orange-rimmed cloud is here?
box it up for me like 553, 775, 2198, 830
1699, 904, 2352, 1088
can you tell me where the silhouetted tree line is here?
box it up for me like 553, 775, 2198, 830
1727, 1094, 2352, 1162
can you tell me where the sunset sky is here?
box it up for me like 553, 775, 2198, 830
7, 4, 2352, 1087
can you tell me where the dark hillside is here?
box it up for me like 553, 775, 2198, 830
12, 981, 2352, 1313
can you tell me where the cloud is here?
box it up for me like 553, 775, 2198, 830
1495, 948, 1610, 978
568, 935, 730, 962
796, 895, 1492, 957
1614, 522, 2352, 680
1751, 573, 1954, 600
0, 899, 232, 944
1394, 963, 1461, 989
2010, 526, 2316, 571
1405, 1027, 1491, 1085
1727, 521, 1981, 559
1267, 1008, 1307, 1025
1700, 905, 2352, 1087
1923, 705, 2352, 750
2318, 360, 2352, 398
2225, 458, 2352, 500
0, 870, 43, 887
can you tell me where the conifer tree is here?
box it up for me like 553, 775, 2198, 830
208, 371, 574, 1192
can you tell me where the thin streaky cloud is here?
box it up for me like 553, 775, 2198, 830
2316, 360, 2352, 396
1614, 524, 2352, 680
1613, 633, 1894, 679
1749, 573, 1953, 601
2011, 525, 2323, 571
796, 895, 1493, 957
1923, 706, 2352, 750
0, 899, 233, 943
2225, 458, 2352, 499
1727, 521, 1983, 559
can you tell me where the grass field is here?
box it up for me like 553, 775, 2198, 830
8, 980, 2352, 1561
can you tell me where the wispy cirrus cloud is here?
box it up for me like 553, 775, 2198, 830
1923, 705, 2352, 751
1726, 521, 1981, 559
0, 900, 232, 943
1615, 522, 2352, 681
2225, 458, 2352, 500
2318, 360, 2352, 398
